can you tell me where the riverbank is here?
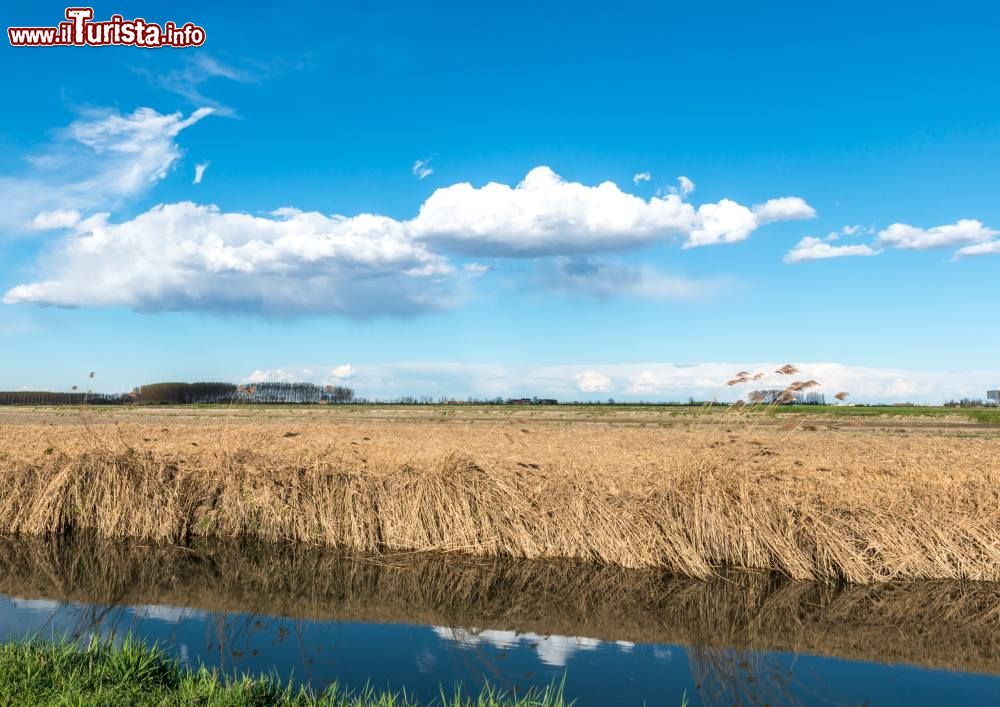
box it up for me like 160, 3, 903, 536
0, 637, 569, 707
2, 407, 999, 583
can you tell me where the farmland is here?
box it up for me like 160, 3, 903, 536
1, 404, 998, 584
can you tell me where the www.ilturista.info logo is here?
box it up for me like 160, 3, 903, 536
8, 7, 206, 47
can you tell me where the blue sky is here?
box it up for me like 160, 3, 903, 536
2, 1, 999, 402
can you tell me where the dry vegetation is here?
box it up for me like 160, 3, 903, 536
2, 537, 999, 677
1, 399, 999, 585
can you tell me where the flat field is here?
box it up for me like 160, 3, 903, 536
1, 404, 998, 584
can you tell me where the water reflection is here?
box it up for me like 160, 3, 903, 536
0, 536, 998, 705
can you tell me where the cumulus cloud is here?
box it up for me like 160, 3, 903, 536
750, 197, 817, 224
878, 219, 998, 250
193, 162, 210, 184
954, 240, 1000, 258
575, 370, 612, 392
412, 158, 434, 180
247, 368, 303, 383
240, 360, 1000, 404
3, 202, 452, 317
411, 167, 815, 256
784, 236, 881, 263
0, 106, 211, 234
632, 171, 651, 185
782, 220, 1000, 265
551, 257, 725, 300
7, 165, 815, 315
331, 364, 356, 379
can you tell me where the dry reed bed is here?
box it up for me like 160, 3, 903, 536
2, 537, 999, 677
1, 419, 999, 584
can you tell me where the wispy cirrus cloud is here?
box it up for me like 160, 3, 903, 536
412, 157, 434, 180
1, 106, 212, 235
135, 54, 261, 117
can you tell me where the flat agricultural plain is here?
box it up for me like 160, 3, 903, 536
1, 404, 998, 584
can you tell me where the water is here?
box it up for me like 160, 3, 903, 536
0, 537, 998, 706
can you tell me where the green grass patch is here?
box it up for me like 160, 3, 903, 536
765, 405, 1000, 423
0, 637, 572, 707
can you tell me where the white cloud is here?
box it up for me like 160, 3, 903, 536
247, 369, 300, 383
954, 240, 1000, 258
575, 370, 612, 392
685, 199, 759, 247
878, 219, 998, 250
632, 171, 651, 185
241, 361, 1000, 404
412, 158, 434, 180
331, 364, 356, 380
30, 209, 81, 230
64, 106, 212, 193
411, 166, 815, 255
751, 197, 817, 224
193, 162, 210, 184
247, 364, 356, 384
7, 165, 814, 315
784, 236, 881, 263
3, 202, 452, 317
551, 257, 725, 300
0, 107, 211, 234
675, 176, 695, 196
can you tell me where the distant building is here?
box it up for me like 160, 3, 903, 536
988, 390, 1000, 406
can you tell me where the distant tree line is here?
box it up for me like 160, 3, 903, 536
749, 390, 826, 405
943, 398, 987, 408
132, 382, 356, 405
133, 382, 237, 404
0, 381, 355, 406
0, 391, 128, 405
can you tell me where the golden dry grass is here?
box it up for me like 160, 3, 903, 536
1, 406, 999, 584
